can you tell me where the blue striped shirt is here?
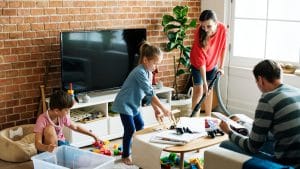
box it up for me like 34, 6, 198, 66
229, 84, 300, 167
112, 64, 154, 116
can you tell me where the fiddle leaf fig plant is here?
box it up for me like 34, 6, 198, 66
162, 5, 197, 100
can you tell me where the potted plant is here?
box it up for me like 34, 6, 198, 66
162, 5, 197, 100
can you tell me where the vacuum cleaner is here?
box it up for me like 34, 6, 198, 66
190, 71, 231, 117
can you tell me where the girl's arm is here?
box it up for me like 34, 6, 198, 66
68, 122, 99, 141
151, 95, 171, 118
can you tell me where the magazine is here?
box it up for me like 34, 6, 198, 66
212, 112, 253, 136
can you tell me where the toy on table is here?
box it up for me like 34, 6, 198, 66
91, 140, 122, 156
205, 119, 224, 138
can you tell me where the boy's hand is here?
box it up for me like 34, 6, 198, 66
219, 121, 231, 134
47, 144, 57, 152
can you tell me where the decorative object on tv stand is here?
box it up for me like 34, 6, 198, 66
162, 5, 197, 100
82, 93, 91, 103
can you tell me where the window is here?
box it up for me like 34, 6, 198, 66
230, 0, 300, 67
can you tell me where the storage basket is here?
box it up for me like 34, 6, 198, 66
31, 145, 114, 169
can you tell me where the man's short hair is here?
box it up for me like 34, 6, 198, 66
253, 59, 281, 83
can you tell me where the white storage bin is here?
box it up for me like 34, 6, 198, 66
31, 145, 114, 169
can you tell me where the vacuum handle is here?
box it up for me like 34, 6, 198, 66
190, 71, 222, 117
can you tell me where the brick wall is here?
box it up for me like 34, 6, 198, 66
0, 0, 201, 129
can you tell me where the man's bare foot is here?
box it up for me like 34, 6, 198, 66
122, 157, 133, 165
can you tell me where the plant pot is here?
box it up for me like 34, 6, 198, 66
171, 87, 193, 117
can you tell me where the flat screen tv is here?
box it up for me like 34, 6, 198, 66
60, 28, 146, 93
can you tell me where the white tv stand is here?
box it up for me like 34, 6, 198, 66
63, 86, 173, 147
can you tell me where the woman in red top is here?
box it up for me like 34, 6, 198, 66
190, 10, 227, 116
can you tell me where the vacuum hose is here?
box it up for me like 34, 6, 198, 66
214, 73, 231, 116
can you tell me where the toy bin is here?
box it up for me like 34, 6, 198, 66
31, 145, 114, 169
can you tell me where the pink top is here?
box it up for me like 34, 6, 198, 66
34, 111, 71, 141
190, 22, 227, 71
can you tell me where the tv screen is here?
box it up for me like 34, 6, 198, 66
60, 28, 146, 93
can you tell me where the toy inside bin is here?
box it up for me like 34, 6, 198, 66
31, 145, 114, 169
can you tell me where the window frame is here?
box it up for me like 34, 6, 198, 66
227, 0, 300, 68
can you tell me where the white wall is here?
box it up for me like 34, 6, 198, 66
201, 0, 229, 24
222, 66, 300, 118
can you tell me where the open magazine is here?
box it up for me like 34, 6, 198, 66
212, 112, 253, 136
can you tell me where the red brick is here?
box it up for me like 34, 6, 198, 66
31, 23, 44, 31
20, 83, 33, 90
2, 122, 16, 129
18, 54, 31, 61
25, 105, 36, 112
9, 16, 23, 24
44, 8, 56, 15
4, 55, 17, 62
36, 1, 49, 8
11, 47, 25, 54
25, 61, 37, 68
31, 8, 44, 15
24, 17, 37, 23
0, 48, 11, 55
0, 72, 4, 78
6, 100, 19, 107
38, 16, 50, 23
4, 40, 17, 47
36, 31, 49, 38
3, 24, 17, 32
63, 1, 73, 7
3, 9, 17, 16
6, 85, 19, 93
0, 102, 5, 109
49, 1, 63, 7
0, 17, 9, 25
26, 76, 40, 82
13, 77, 26, 84
20, 111, 34, 119
23, 32, 35, 38
45, 23, 57, 30
50, 15, 62, 22
9, 32, 23, 39
19, 69, 33, 76
17, 24, 31, 31
0, 2, 7, 8
20, 98, 33, 105
13, 105, 26, 114
23, 1, 35, 8
0, 116, 6, 123
7, 114, 20, 122
17, 9, 31, 16
18, 39, 32, 46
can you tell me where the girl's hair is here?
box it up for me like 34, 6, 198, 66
253, 59, 281, 83
198, 10, 218, 48
49, 90, 74, 110
138, 41, 162, 63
